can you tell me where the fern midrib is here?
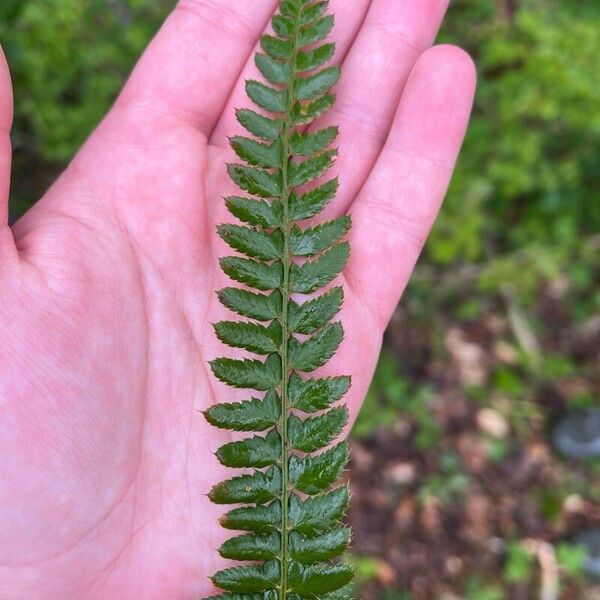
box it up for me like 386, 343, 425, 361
279, 11, 302, 599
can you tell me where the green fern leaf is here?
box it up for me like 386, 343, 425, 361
271, 15, 295, 38
298, 14, 334, 45
288, 322, 344, 372
288, 373, 351, 412
289, 442, 348, 495
220, 533, 281, 562
289, 528, 351, 564
288, 562, 354, 596
290, 94, 336, 126
227, 164, 282, 198
210, 355, 281, 390
206, 593, 278, 600
287, 407, 348, 452
290, 216, 351, 257
221, 503, 282, 534
289, 487, 350, 536
290, 126, 338, 156
289, 178, 338, 220
204, 391, 281, 432
296, 43, 335, 71
294, 67, 340, 101
214, 321, 280, 355
246, 81, 288, 113
224, 197, 282, 228
217, 288, 281, 322
211, 561, 280, 593
236, 109, 283, 142
289, 149, 336, 187
205, 1, 352, 597
216, 430, 282, 469
230, 137, 283, 169
219, 224, 283, 261
288, 287, 343, 334
261, 35, 293, 60
209, 467, 281, 505
290, 242, 350, 293
220, 257, 283, 291
255, 54, 292, 86
299, 1, 329, 25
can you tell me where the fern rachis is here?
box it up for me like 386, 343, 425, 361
204, 1, 353, 598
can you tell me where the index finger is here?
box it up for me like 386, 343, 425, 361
116, 0, 279, 136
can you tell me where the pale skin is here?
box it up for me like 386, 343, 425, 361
0, 1, 476, 598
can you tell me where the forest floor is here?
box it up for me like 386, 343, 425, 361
349, 272, 600, 599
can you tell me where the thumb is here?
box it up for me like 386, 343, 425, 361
0, 45, 15, 258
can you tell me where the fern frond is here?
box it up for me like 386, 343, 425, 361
205, 1, 352, 597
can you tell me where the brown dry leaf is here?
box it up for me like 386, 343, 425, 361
445, 327, 487, 387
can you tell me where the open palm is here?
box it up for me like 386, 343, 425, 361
0, 1, 475, 598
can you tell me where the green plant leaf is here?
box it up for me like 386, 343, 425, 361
271, 14, 294, 38
209, 467, 282, 505
207, 0, 352, 594
246, 80, 288, 113
205, 592, 278, 600
280, 0, 301, 18
291, 94, 336, 126
289, 442, 348, 495
289, 149, 337, 187
219, 532, 281, 561
288, 561, 354, 595
210, 355, 281, 391
221, 502, 282, 534
290, 242, 349, 293
296, 43, 335, 71
290, 216, 351, 257
288, 407, 348, 452
214, 321, 280, 356
227, 164, 281, 198
218, 224, 283, 261
288, 373, 351, 412
300, 2, 329, 26
289, 322, 344, 372
289, 178, 338, 221
218, 289, 281, 322
298, 15, 334, 46
296, 44, 335, 72
289, 528, 350, 564
225, 197, 282, 229
220, 257, 283, 291
289, 487, 350, 535
230, 136, 283, 169
290, 126, 338, 156
211, 560, 280, 593
295, 67, 340, 100
216, 430, 282, 469
260, 35, 294, 60
204, 390, 281, 432
255, 53, 291, 86
288, 287, 343, 334
236, 109, 282, 142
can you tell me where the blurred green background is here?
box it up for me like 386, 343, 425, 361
1, 0, 599, 598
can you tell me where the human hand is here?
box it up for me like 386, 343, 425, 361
0, 1, 475, 598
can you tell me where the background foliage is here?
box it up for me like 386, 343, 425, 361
2, 0, 599, 597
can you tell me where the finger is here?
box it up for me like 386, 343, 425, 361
314, 0, 450, 220
116, 0, 279, 136
0, 46, 13, 227
0, 45, 17, 264
209, 0, 372, 147
346, 45, 476, 328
